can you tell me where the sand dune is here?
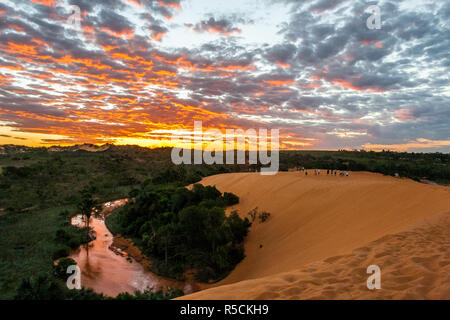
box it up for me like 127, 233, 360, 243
180, 171, 450, 299
182, 212, 450, 299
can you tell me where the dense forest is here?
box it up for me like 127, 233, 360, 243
0, 145, 449, 299
107, 183, 249, 282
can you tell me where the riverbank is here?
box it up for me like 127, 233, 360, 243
111, 235, 202, 293
69, 199, 195, 297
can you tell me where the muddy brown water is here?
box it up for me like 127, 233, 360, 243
69, 199, 193, 297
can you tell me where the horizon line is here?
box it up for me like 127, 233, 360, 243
1, 143, 449, 154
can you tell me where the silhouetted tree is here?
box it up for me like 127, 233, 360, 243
77, 189, 95, 229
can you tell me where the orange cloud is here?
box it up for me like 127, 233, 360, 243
158, 0, 181, 10
5, 42, 37, 55
152, 32, 166, 41
361, 41, 383, 48
331, 78, 384, 93
263, 79, 295, 87
362, 139, 450, 152
154, 70, 176, 77
207, 26, 241, 36
30, 0, 56, 6
0, 65, 24, 71
218, 64, 254, 72
100, 27, 134, 39
276, 62, 290, 68
122, 0, 142, 7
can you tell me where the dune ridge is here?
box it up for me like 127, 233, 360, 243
182, 212, 450, 299
179, 171, 450, 299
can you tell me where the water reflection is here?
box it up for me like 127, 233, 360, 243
70, 199, 189, 297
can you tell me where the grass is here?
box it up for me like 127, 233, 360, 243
0, 205, 76, 299
104, 206, 125, 236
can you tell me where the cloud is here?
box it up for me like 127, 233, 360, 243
0, 0, 448, 151
362, 139, 450, 152
187, 17, 241, 35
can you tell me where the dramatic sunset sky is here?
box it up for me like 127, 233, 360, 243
0, 0, 449, 151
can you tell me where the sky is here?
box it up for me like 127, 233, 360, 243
0, 0, 449, 152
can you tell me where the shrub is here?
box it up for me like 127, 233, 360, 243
248, 208, 271, 223
115, 288, 184, 300
247, 207, 258, 222
54, 257, 77, 280
52, 245, 70, 260
223, 192, 239, 206
227, 211, 251, 243
66, 288, 105, 300
258, 211, 271, 223
54, 229, 70, 243
14, 274, 65, 300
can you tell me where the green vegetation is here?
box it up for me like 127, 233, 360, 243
247, 207, 258, 222
54, 257, 77, 281
14, 272, 180, 300
114, 288, 184, 300
247, 207, 271, 223
279, 150, 450, 183
108, 183, 251, 282
223, 192, 240, 206
0, 145, 449, 299
258, 211, 271, 223
0, 206, 89, 299
0, 146, 245, 298
77, 189, 96, 229
0, 147, 170, 213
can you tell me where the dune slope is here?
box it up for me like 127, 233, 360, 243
182, 212, 450, 299
181, 171, 450, 299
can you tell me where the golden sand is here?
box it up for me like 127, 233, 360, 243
179, 171, 450, 299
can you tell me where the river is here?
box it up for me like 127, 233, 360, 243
69, 199, 193, 297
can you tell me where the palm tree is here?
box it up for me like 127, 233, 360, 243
77, 190, 95, 229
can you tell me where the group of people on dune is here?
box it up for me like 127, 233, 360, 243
300, 168, 350, 177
